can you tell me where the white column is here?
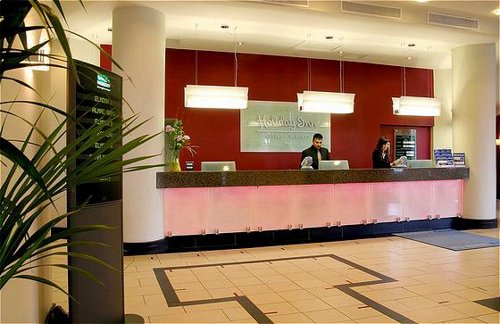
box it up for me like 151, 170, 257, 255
452, 43, 496, 223
112, 7, 166, 243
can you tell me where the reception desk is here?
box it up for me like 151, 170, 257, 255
156, 168, 469, 251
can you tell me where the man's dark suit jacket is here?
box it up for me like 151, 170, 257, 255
300, 146, 330, 169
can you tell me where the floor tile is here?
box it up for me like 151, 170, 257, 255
362, 287, 418, 302
260, 301, 300, 316
246, 292, 285, 305
303, 308, 351, 323
294, 278, 329, 289
149, 309, 229, 323
50, 227, 499, 324
337, 305, 381, 320
446, 301, 498, 317
404, 305, 469, 323
355, 314, 399, 323
397, 295, 441, 310
267, 312, 313, 323
228, 276, 262, 286
176, 289, 212, 302
451, 288, 495, 302
307, 286, 346, 298
200, 278, 234, 289
443, 317, 487, 323
266, 280, 302, 292
404, 281, 468, 295
277, 289, 316, 302
290, 297, 332, 312
426, 292, 469, 305
474, 312, 500, 323
207, 287, 242, 299
222, 306, 253, 321
322, 294, 365, 308
237, 284, 273, 295
183, 301, 239, 313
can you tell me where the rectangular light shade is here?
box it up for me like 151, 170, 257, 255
392, 96, 441, 116
297, 91, 355, 113
184, 85, 248, 109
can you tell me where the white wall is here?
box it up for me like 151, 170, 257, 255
433, 69, 453, 150
0, 61, 46, 324
69, 37, 100, 66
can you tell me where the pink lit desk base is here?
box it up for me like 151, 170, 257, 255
163, 180, 463, 237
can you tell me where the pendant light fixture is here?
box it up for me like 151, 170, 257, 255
297, 36, 355, 114
392, 43, 441, 116
184, 25, 248, 109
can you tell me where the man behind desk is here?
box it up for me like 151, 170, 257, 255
300, 133, 330, 169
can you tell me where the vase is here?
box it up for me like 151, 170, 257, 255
169, 157, 181, 172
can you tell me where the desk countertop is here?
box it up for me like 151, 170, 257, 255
157, 167, 469, 189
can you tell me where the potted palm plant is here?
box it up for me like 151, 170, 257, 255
1, 0, 160, 321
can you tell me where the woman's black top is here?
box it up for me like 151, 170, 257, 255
372, 149, 391, 168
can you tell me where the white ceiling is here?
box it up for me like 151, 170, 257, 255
60, 0, 500, 69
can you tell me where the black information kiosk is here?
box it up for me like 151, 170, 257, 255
66, 60, 124, 323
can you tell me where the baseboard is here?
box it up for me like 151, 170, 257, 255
63, 216, 497, 256
124, 238, 169, 255
452, 218, 498, 230
125, 218, 464, 255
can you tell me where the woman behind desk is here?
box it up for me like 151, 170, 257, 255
372, 136, 396, 168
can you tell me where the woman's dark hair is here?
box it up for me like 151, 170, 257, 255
375, 136, 390, 153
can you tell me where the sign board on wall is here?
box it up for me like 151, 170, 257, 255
394, 128, 416, 160
241, 100, 331, 152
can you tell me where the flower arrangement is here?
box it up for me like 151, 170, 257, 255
164, 119, 196, 160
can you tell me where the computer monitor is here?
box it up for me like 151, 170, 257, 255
407, 159, 433, 168
318, 160, 349, 170
201, 161, 236, 171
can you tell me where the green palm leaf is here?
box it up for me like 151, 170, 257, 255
0, 0, 164, 301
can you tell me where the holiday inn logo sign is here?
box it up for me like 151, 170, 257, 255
241, 100, 331, 152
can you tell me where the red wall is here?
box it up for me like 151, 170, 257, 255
100, 44, 112, 71
165, 49, 433, 170
101, 47, 434, 170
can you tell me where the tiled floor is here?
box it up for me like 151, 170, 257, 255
52, 227, 499, 323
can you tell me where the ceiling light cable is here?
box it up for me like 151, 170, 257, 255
339, 36, 344, 93
307, 59, 309, 91
195, 23, 199, 85
234, 26, 238, 87
306, 32, 312, 91
400, 43, 406, 96
195, 50, 198, 85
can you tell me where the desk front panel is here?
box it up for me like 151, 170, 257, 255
163, 180, 463, 236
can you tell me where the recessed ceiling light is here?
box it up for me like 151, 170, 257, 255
493, 8, 500, 16
416, 0, 429, 3
237, 41, 243, 46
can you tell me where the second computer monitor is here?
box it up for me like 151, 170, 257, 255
201, 161, 236, 171
407, 159, 433, 168
318, 160, 350, 170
